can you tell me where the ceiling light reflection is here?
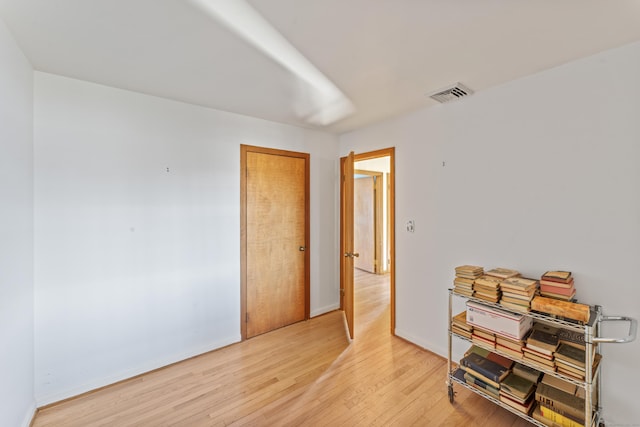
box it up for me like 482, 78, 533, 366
189, 0, 354, 126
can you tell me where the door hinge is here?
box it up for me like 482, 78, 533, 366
246, 313, 249, 323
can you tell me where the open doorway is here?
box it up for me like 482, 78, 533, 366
354, 159, 390, 275
340, 148, 395, 336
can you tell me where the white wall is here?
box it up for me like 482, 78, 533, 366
0, 17, 36, 427
34, 72, 339, 405
340, 41, 640, 424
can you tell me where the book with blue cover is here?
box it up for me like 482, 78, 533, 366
460, 351, 510, 384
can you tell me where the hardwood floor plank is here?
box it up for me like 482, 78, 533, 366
33, 270, 528, 426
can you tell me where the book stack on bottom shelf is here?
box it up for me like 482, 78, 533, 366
533, 374, 587, 427
459, 345, 512, 399
499, 370, 537, 414
452, 346, 591, 426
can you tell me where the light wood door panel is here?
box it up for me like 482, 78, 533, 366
242, 146, 309, 339
340, 152, 355, 339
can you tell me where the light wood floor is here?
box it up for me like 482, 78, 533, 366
33, 270, 530, 426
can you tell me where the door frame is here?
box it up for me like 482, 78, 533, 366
340, 147, 396, 335
240, 144, 311, 340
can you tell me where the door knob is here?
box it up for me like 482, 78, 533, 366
299, 246, 306, 251
344, 252, 360, 258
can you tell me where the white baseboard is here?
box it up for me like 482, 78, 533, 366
35, 334, 241, 407
394, 328, 446, 359
311, 302, 340, 318
21, 401, 36, 427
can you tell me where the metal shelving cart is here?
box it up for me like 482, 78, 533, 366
447, 289, 637, 427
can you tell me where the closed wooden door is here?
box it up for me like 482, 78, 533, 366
241, 145, 309, 339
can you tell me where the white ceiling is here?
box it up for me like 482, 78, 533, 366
2, 0, 640, 134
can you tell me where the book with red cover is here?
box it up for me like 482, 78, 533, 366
487, 351, 514, 370
540, 283, 575, 296
540, 278, 574, 289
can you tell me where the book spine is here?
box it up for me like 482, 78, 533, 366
531, 296, 590, 323
540, 284, 574, 296
499, 394, 531, 414
558, 337, 586, 349
535, 393, 584, 422
460, 365, 500, 389
462, 357, 502, 383
540, 404, 584, 427
464, 373, 498, 395
467, 381, 500, 399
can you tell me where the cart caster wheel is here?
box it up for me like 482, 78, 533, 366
448, 384, 455, 403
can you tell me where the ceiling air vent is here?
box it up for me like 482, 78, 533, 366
428, 83, 474, 103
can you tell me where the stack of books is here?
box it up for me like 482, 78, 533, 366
557, 327, 586, 350
451, 310, 473, 339
472, 326, 496, 349
554, 343, 586, 380
512, 362, 542, 384
499, 277, 539, 313
532, 404, 585, 427
540, 271, 576, 301
523, 323, 559, 369
554, 326, 599, 381
485, 267, 521, 280
496, 335, 526, 359
473, 267, 520, 304
473, 275, 502, 303
462, 370, 499, 399
533, 374, 585, 427
499, 370, 538, 415
454, 265, 484, 296
554, 344, 601, 382
460, 346, 513, 399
